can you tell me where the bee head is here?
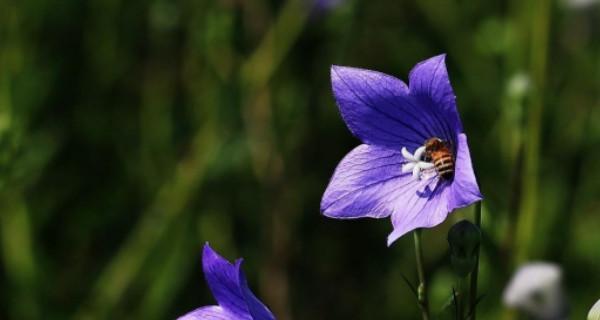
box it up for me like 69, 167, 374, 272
424, 137, 445, 151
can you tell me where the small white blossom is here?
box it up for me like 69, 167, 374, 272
565, 0, 599, 9
588, 298, 600, 320
503, 262, 568, 320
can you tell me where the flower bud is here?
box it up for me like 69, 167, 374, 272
447, 220, 481, 277
503, 262, 568, 320
589, 299, 600, 320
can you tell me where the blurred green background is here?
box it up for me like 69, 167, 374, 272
0, 0, 599, 319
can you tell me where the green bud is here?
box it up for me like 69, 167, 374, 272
447, 220, 481, 277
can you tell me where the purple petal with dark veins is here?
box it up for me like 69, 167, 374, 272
448, 133, 482, 210
177, 306, 238, 320
408, 54, 463, 140
321, 144, 416, 219
331, 66, 450, 150
387, 178, 451, 245
202, 245, 251, 319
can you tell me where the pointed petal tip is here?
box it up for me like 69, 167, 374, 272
429, 53, 447, 62
407, 53, 463, 134
202, 243, 233, 270
202, 242, 215, 257
386, 238, 394, 247
202, 243, 225, 271
320, 201, 340, 219
330, 64, 346, 75
234, 258, 245, 270
320, 206, 341, 219
330, 65, 357, 82
386, 235, 398, 247
320, 205, 376, 220
330, 65, 347, 86
319, 197, 331, 215
387, 228, 405, 247
330, 65, 377, 80
410, 53, 448, 76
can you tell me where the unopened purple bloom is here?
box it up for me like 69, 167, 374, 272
321, 54, 482, 246
178, 244, 275, 320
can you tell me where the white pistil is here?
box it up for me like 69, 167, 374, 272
401, 146, 435, 180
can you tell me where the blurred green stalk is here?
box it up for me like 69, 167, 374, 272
504, 1, 551, 318
136, 220, 194, 320
514, 0, 551, 266
0, 4, 39, 318
456, 276, 466, 319
74, 128, 217, 319
238, 1, 309, 319
241, 0, 309, 90
0, 192, 39, 319
469, 201, 482, 320
413, 229, 430, 320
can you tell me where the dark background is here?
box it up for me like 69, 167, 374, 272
0, 0, 599, 319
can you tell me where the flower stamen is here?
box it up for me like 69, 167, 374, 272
401, 146, 435, 180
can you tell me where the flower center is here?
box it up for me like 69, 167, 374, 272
401, 146, 434, 180
402, 137, 455, 181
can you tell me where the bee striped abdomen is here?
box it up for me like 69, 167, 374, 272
424, 137, 455, 180
433, 152, 454, 180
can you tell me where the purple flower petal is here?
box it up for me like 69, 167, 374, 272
321, 144, 414, 219
387, 179, 451, 245
180, 245, 275, 320
408, 54, 463, 137
238, 268, 275, 320
448, 133, 482, 210
202, 245, 251, 319
177, 306, 238, 320
331, 66, 450, 150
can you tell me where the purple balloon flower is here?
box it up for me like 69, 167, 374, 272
321, 54, 482, 246
178, 244, 275, 320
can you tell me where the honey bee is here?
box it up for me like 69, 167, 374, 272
424, 138, 454, 180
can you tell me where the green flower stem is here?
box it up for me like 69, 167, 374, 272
469, 201, 482, 320
456, 276, 466, 320
413, 229, 430, 320
514, 0, 551, 265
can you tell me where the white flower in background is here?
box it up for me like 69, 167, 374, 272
503, 262, 568, 320
564, 0, 599, 9
507, 72, 530, 99
589, 298, 600, 320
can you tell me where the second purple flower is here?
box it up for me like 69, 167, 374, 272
321, 54, 482, 246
